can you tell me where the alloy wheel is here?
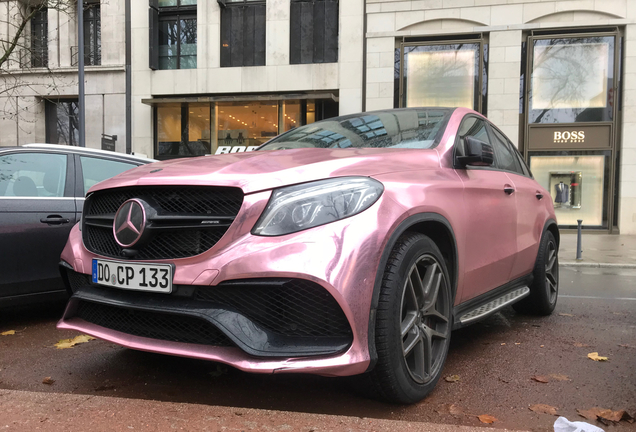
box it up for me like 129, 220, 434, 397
399, 255, 450, 384
545, 241, 558, 304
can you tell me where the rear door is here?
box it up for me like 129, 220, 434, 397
488, 125, 544, 279
454, 116, 518, 302
0, 151, 76, 299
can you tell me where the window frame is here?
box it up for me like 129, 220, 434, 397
396, 35, 488, 114
155, 0, 197, 70
83, 2, 101, 66
30, 8, 48, 68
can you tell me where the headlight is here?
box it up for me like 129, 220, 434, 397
252, 177, 384, 236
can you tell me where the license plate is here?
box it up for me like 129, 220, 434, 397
92, 259, 173, 293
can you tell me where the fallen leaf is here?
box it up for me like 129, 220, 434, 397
444, 375, 460, 383
573, 342, 590, 347
578, 407, 603, 421
540, 345, 545, 348
558, 313, 574, 317
514, 342, 521, 345
529, 404, 558, 416
1, 330, 15, 336
42, 377, 55, 385
598, 409, 626, 423
531, 375, 549, 383
449, 404, 463, 416
549, 374, 571, 381
500, 343, 506, 346
618, 344, 635, 349
587, 352, 608, 361
477, 414, 497, 424
54, 335, 95, 349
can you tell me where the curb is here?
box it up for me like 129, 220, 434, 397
560, 261, 636, 269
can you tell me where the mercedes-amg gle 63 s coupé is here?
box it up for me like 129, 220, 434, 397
58, 108, 559, 403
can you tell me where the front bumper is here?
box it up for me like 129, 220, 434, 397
58, 190, 402, 377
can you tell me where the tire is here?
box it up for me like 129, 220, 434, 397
361, 232, 453, 404
512, 231, 559, 316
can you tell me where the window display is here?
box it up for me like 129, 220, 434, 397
529, 36, 614, 123
398, 42, 483, 111
529, 154, 608, 228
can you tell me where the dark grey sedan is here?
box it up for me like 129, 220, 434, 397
0, 144, 154, 307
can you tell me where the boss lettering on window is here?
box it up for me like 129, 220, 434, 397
553, 131, 585, 143
215, 146, 260, 155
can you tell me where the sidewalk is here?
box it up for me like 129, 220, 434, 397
0, 389, 528, 432
559, 233, 636, 268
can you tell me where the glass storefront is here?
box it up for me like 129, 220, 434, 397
395, 36, 487, 114
154, 98, 337, 160
523, 30, 621, 231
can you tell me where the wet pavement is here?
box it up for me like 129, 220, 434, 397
1, 267, 634, 431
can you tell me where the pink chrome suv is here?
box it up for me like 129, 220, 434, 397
58, 108, 559, 403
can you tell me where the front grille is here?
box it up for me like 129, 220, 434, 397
85, 225, 227, 260
87, 187, 244, 216
83, 186, 244, 260
195, 279, 352, 338
76, 300, 234, 347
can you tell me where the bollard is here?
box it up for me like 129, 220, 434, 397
576, 219, 583, 260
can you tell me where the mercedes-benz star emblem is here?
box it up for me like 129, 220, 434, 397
113, 199, 146, 248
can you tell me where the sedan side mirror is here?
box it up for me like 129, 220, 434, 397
457, 136, 494, 167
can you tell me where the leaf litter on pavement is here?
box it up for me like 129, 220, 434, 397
1, 330, 16, 336
577, 407, 635, 425
587, 352, 608, 361
531, 373, 571, 383
54, 335, 95, 349
477, 414, 497, 424
444, 374, 460, 383
529, 404, 558, 416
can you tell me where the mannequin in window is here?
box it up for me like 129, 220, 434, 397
554, 181, 569, 204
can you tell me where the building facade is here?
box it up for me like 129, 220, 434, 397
0, 0, 128, 152
2, 0, 636, 233
365, 0, 636, 233
130, 0, 364, 159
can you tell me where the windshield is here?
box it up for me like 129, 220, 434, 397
259, 109, 451, 151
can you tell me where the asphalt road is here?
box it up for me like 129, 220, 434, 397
1, 267, 634, 431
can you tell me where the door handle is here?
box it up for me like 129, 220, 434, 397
504, 185, 515, 195
536, 191, 544, 200
40, 215, 70, 225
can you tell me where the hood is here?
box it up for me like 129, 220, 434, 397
90, 147, 441, 194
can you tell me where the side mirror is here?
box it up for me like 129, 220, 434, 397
457, 136, 494, 167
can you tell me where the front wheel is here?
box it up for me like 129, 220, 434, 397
365, 232, 452, 404
513, 230, 559, 315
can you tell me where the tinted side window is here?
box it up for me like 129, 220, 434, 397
489, 127, 522, 174
0, 152, 67, 197
512, 146, 531, 177
455, 116, 491, 159
80, 156, 137, 195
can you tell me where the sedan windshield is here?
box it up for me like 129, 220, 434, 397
259, 108, 451, 151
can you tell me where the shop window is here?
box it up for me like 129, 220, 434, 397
45, 100, 79, 146
156, 103, 210, 158
395, 37, 488, 114
31, 8, 48, 68
219, 0, 265, 67
528, 36, 615, 123
83, 2, 101, 66
529, 151, 610, 229
290, 0, 338, 64
149, 0, 197, 70
154, 99, 335, 159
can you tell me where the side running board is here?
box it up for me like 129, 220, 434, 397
458, 287, 530, 325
